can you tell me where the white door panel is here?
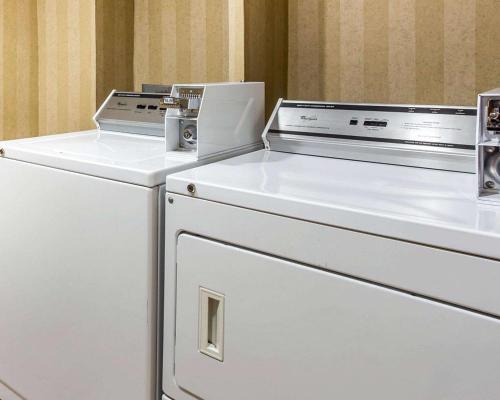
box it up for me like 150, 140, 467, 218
0, 158, 157, 400
175, 233, 500, 400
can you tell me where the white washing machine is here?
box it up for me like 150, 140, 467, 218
0, 82, 264, 400
162, 100, 500, 400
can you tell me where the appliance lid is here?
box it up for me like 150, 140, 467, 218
262, 99, 477, 173
0, 130, 198, 187
166, 149, 500, 260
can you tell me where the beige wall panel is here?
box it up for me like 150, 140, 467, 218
475, 0, 500, 95
415, 0, 444, 105
160, 1, 178, 85
0, 0, 38, 140
289, 0, 498, 106
174, 0, 192, 83
245, 0, 288, 116
228, 0, 244, 81
134, 0, 244, 90
364, 0, 388, 103
37, 0, 96, 135
444, 0, 476, 105
289, 0, 321, 100
79, 0, 96, 128
388, 0, 416, 103
190, 0, 207, 81
96, 0, 134, 106
133, 0, 151, 86
321, 0, 341, 101
0, 0, 3, 139
206, 0, 229, 82
339, 0, 364, 101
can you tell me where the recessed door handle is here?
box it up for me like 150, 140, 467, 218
199, 287, 224, 361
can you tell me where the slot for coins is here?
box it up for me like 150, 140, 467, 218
199, 287, 224, 361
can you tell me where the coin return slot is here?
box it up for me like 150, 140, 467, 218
199, 288, 224, 361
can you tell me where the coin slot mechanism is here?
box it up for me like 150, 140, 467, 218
487, 100, 500, 132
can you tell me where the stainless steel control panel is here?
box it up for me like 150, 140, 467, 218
264, 100, 477, 172
95, 91, 172, 136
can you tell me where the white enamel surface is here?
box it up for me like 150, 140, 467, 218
166, 149, 500, 259
0, 130, 197, 187
174, 234, 500, 400
162, 193, 500, 400
0, 158, 157, 400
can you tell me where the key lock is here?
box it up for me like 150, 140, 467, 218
181, 121, 197, 145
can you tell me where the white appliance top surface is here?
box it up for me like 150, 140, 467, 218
1, 130, 199, 187
166, 149, 500, 260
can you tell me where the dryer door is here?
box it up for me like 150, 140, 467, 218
175, 234, 500, 400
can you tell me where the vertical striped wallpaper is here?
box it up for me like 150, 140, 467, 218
2, 0, 499, 141
0, 0, 39, 140
288, 0, 500, 106
244, 0, 288, 117
37, 0, 96, 136
96, 0, 134, 106
0, 0, 134, 141
133, 0, 244, 90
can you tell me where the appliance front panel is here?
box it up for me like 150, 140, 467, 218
174, 234, 500, 400
0, 158, 158, 400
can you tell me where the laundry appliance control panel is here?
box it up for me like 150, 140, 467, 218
94, 91, 173, 137
264, 100, 477, 173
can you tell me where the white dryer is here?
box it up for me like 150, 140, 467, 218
163, 100, 500, 400
0, 83, 263, 400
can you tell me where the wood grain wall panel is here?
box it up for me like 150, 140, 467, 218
133, 0, 244, 90
96, 0, 134, 106
0, 0, 38, 140
289, 0, 500, 106
37, 0, 96, 135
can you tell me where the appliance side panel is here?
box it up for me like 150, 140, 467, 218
156, 185, 166, 400
174, 234, 500, 400
0, 158, 157, 400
